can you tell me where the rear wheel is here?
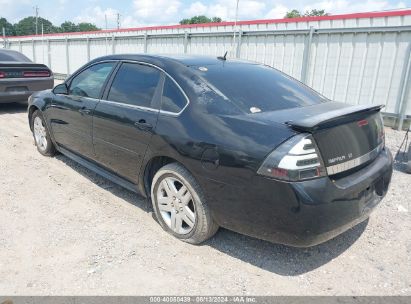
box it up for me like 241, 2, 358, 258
31, 110, 56, 156
151, 163, 219, 244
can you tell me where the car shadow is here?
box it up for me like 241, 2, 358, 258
205, 219, 368, 276
54, 154, 152, 213
55, 152, 368, 276
0, 103, 27, 114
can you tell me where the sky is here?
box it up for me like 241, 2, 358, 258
1, 0, 410, 29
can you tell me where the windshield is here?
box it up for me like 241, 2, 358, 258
195, 63, 327, 114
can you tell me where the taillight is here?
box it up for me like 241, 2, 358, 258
0, 71, 6, 78
23, 71, 51, 77
257, 134, 327, 181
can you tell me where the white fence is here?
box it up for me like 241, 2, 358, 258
3, 10, 411, 128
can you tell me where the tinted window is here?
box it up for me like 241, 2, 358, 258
69, 62, 115, 99
197, 64, 327, 113
161, 77, 187, 113
108, 63, 161, 107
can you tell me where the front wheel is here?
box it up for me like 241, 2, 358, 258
31, 110, 56, 156
151, 163, 219, 244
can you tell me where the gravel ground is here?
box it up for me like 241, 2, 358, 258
0, 103, 410, 296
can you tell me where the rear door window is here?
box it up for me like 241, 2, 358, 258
69, 62, 115, 99
108, 63, 161, 108
161, 77, 188, 113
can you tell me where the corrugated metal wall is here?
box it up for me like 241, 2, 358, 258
3, 11, 411, 125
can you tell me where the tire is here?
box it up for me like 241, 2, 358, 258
151, 163, 219, 244
31, 110, 56, 157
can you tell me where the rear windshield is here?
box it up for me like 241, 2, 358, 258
0, 50, 31, 62
196, 63, 327, 113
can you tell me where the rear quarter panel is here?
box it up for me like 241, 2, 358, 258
145, 105, 296, 187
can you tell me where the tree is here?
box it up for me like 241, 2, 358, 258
59, 21, 78, 33
284, 10, 301, 18
0, 17, 15, 36
304, 9, 329, 17
13, 16, 56, 35
77, 22, 100, 32
180, 15, 222, 25
5, 15, 101, 36
285, 9, 329, 18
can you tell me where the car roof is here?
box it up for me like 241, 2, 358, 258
89, 53, 258, 68
0, 49, 32, 62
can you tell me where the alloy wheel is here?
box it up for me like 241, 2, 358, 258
33, 116, 48, 151
156, 177, 196, 235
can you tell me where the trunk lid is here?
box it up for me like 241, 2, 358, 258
252, 102, 385, 176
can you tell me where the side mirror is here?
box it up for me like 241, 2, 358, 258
53, 83, 68, 95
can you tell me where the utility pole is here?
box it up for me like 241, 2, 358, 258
34, 5, 39, 35
2, 27, 6, 48
42, 23, 45, 63
116, 13, 121, 29
232, 0, 240, 57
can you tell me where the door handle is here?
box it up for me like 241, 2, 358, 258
79, 108, 91, 115
135, 119, 153, 131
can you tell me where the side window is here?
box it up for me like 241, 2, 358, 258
69, 62, 115, 99
108, 63, 161, 107
161, 77, 188, 113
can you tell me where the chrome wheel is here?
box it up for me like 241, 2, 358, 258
156, 177, 196, 235
33, 116, 47, 151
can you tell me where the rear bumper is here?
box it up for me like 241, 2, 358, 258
0, 77, 54, 103
199, 148, 393, 247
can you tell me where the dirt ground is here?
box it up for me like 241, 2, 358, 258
0, 103, 410, 296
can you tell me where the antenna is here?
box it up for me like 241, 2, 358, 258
217, 51, 228, 61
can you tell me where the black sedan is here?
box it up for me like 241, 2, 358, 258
0, 49, 53, 104
27, 54, 393, 247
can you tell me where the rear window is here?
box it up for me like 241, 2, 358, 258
161, 77, 188, 113
0, 50, 31, 62
196, 63, 326, 113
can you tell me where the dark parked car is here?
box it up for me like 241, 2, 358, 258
27, 54, 393, 247
0, 49, 53, 104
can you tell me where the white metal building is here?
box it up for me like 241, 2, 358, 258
2, 9, 411, 128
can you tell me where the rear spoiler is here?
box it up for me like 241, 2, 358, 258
0, 62, 50, 69
285, 104, 384, 132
